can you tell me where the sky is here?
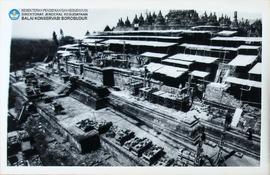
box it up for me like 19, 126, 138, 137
11, 9, 261, 39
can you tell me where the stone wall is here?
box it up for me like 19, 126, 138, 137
67, 63, 104, 85
100, 136, 143, 166
70, 90, 108, 110
11, 85, 28, 115
67, 62, 81, 75
114, 70, 131, 89
202, 121, 260, 159
66, 62, 163, 91
83, 66, 103, 85
36, 105, 82, 152
108, 94, 201, 145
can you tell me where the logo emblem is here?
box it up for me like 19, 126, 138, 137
9, 9, 20, 20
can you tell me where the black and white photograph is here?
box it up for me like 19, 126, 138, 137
0, 0, 269, 174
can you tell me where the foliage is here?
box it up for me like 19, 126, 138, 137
52, 31, 59, 46
10, 38, 57, 71
23, 116, 48, 153
59, 36, 75, 46
60, 29, 64, 38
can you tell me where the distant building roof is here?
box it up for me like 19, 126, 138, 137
145, 63, 164, 72
162, 59, 193, 66
145, 63, 187, 78
180, 43, 237, 51
82, 43, 104, 47
155, 65, 188, 78
228, 55, 257, 67
191, 25, 227, 30
87, 35, 182, 40
211, 36, 262, 43
169, 53, 219, 64
217, 30, 238, 37
207, 82, 228, 89
102, 29, 212, 35
190, 70, 210, 78
21, 141, 32, 151
238, 45, 261, 50
82, 38, 104, 43
59, 44, 79, 49
225, 76, 261, 88
57, 50, 68, 54
140, 52, 167, 58
248, 62, 262, 75
67, 60, 83, 65
57, 50, 75, 57
8, 131, 18, 138
61, 52, 75, 57
102, 39, 177, 47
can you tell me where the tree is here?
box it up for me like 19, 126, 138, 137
52, 31, 59, 46
59, 29, 65, 45
60, 36, 75, 45
60, 29, 64, 39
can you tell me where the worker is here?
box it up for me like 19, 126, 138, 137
246, 127, 253, 140
73, 67, 76, 74
199, 125, 206, 142
144, 66, 148, 75
159, 81, 163, 90
225, 111, 232, 130
190, 88, 194, 105
237, 118, 245, 132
